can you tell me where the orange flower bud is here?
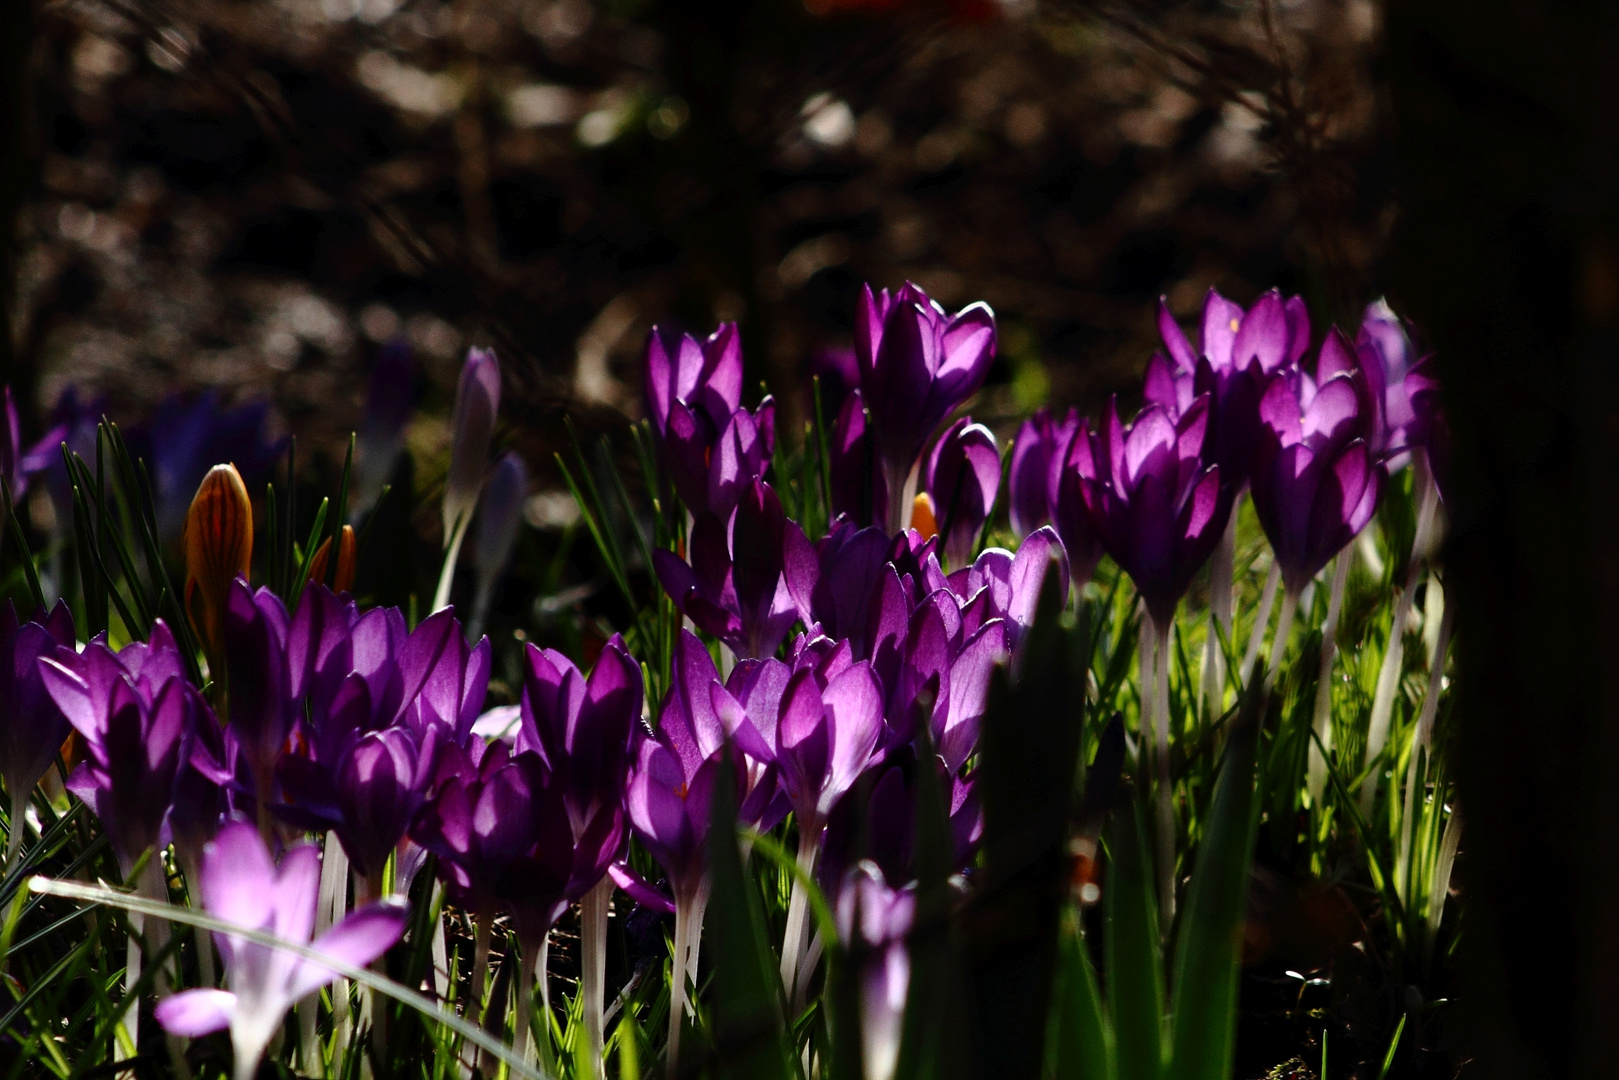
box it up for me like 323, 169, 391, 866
307, 524, 357, 594
909, 492, 939, 542
184, 463, 253, 658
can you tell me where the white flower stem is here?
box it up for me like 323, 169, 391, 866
433, 513, 472, 613
1396, 598, 1456, 885
1361, 465, 1441, 808
1240, 562, 1282, 687
1307, 553, 1353, 805
667, 886, 709, 1079
118, 856, 169, 1075
1144, 615, 1176, 929
778, 826, 822, 1003
1202, 512, 1238, 720
580, 876, 613, 1078
466, 911, 493, 1079
513, 934, 551, 1075
321, 838, 353, 1059
1266, 588, 1300, 697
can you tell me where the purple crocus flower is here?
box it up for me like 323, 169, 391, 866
829, 389, 889, 530
443, 346, 501, 544
515, 634, 642, 840
397, 606, 492, 745
1351, 299, 1429, 469
645, 323, 776, 518
946, 526, 1069, 647
1251, 361, 1385, 595
794, 518, 890, 655
1071, 396, 1228, 625
1007, 407, 1078, 539
835, 861, 916, 1080
41, 621, 202, 873
653, 481, 817, 660
0, 600, 75, 859
1151, 289, 1309, 493
923, 418, 1001, 569
154, 820, 407, 1080
1405, 357, 1450, 498
221, 580, 295, 804
646, 323, 744, 449
854, 283, 997, 530
280, 725, 438, 891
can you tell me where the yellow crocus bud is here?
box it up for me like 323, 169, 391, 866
307, 524, 357, 595
909, 491, 939, 542
184, 463, 253, 658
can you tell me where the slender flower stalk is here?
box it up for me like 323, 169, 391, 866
1306, 552, 1353, 803
1361, 462, 1442, 808
469, 451, 527, 641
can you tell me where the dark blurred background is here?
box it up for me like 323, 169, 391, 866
0, 0, 1390, 485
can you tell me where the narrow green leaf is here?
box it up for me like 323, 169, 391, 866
1105, 791, 1164, 1080
705, 765, 793, 1080
1165, 676, 1262, 1080
1, 477, 45, 612
1049, 908, 1115, 1080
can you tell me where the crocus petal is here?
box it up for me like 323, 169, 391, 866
154, 988, 236, 1037
288, 900, 410, 1001
442, 347, 501, 542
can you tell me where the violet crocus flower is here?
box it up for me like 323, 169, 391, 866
1151, 289, 1309, 492
829, 389, 889, 529
923, 418, 1001, 569
854, 283, 997, 531
653, 480, 817, 660
221, 580, 295, 805
443, 347, 501, 544
1071, 396, 1228, 626
154, 820, 408, 1080
835, 861, 915, 1080
1007, 407, 1079, 539
795, 518, 890, 655
645, 322, 744, 449
515, 634, 642, 836
41, 621, 202, 874
0, 601, 75, 862
645, 323, 776, 518
1350, 299, 1429, 469
1251, 364, 1385, 596
398, 606, 492, 745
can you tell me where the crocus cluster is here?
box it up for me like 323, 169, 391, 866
0, 284, 1445, 1080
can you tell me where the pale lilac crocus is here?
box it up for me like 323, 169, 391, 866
836, 861, 915, 1080
436, 346, 501, 610
154, 821, 407, 1080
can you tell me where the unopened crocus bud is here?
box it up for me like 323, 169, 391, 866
306, 525, 357, 595
442, 347, 500, 546
923, 418, 1000, 568
184, 464, 254, 660
475, 453, 527, 592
